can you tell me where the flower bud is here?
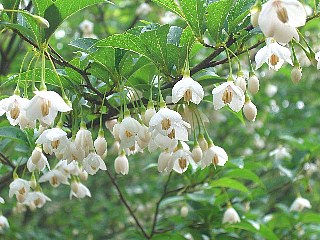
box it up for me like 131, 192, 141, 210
79, 170, 88, 181
191, 145, 202, 163
198, 135, 208, 151
94, 136, 108, 157
142, 107, 156, 126
31, 147, 42, 164
222, 207, 241, 224
33, 15, 50, 28
291, 67, 302, 84
243, 101, 257, 122
114, 152, 129, 175
105, 119, 117, 132
248, 75, 260, 94
180, 206, 189, 218
235, 76, 246, 92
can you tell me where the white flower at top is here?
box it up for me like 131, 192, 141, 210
23, 191, 51, 208
290, 196, 311, 212
0, 216, 9, 231
255, 38, 293, 71
9, 178, 30, 203
222, 207, 241, 224
24, 90, 72, 125
82, 152, 107, 175
201, 143, 228, 169
36, 128, 68, 155
149, 108, 191, 141
0, 94, 30, 126
315, 51, 320, 70
172, 75, 204, 105
212, 81, 245, 112
258, 0, 306, 43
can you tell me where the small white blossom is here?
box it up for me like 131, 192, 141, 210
202, 144, 228, 168
36, 128, 68, 155
114, 152, 129, 175
0, 95, 29, 126
75, 128, 94, 157
24, 90, 72, 125
39, 169, 69, 187
222, 207, 241, 224
191, 145, 203, 163
23, 191, 51, 208
255, 38, 293, 71
27, 147, 50, 172
170, 147, 192, 174
258, 0, 306, 43
172, 75, 204, 104
83, 152, 107, 175
234, 75, 246, 92
291, 67, 302, 84
118, 116, 141, 149
157, 150, 172, 173
9, 178, 30, 203
142, 107, 156, 126
243, 101, 257, 122
0, 215, 9, 231
212, 81, 245, 112
94, 136, 108, 158
70, 181, 91, 199
248, 75, 260, 94
290, 197, 311, 212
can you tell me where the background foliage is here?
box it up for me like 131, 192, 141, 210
0, 0, 319, 239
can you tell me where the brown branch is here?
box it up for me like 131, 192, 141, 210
105, 169, 150, 239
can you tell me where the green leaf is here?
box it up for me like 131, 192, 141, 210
151, 0, 183, 17
69, 38, 98, 52
224, 169, 265, 187
0, 127, 28, 144
300, 213, 320, 224
227, 0, 255, 33
207, 0, 233, 42
32, 0, 110, 40
210, 177, 250, 193
0, 21, 37, 42
179, 0, 206, 39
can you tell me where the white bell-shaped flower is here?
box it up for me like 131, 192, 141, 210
234, 75, 246, 92
119, 116, 141, 149
148, 130, 178, 152
142, 107, 156, 126
36, 128, 68, 155
290, 196, 311, 212
172, 75, 204, 104
212, 81, 245, 112
94, 136, 108, 158
222, 207, 241, 224
170, 146, 192, 174
39, 169, 69, 187
157, 150, 172, 172
9, 178, 30, 203
24, 90, 72, 125
248, 75, 260, 94
70, 181, 91, 199
63, 141, 85, 163
258, 0, 306, 43
137, 124, 151, 149
27, 147, 50, 172
114, 152, 129, 175
23, 191, 51, 208
149, 108, 191, 141
255, 38, 293, 71
202, 143, 228, 168
0, 95, 29, 126
192, 144, 203, 163
55, 160, 81, 177
0, 215, 9, 231
75, 128, 94, 157
291, 67, 302, 84
105, 119, 117, 132
83, 152, 107, 175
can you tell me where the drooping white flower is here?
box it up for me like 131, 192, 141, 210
234, 75, 246, 92
9, 178, 30, 203
24, 90, 72, 125
243, 101, 258, 122
170, 147, 192, 174
198, 135, 208, 151
202, 144, 228, 168
114, 152, 129, 175
172, 75, 204, 104
222, 207, 241, 224
212, 81, 245, 112
0, 215, 9, 231
148, 130, 178, 152
118, 116, 141, 148
63, 141, 85, 163
70, 181, 91, 199
290, 197, 311, 212
23, 191, 51, 208
258, 0, 306, 43
157, 150, 172, 173
248, 75, 260, 94
192, 144, 203, 163
94, 136, 108, 158
137, 124, 151, 149
255, 38, 293, 71
27, 147, 50, 172
0, 95, 30, 126
105, 119, 117, 133
39, 169, 69, 187
142, 106, 156, 126
149, 108, 191, 141
75, 128, 94, 157
55, 160, 81, 177
315, 51, 320, 69
36, 128, 69, 155
83, 152, 107, 175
